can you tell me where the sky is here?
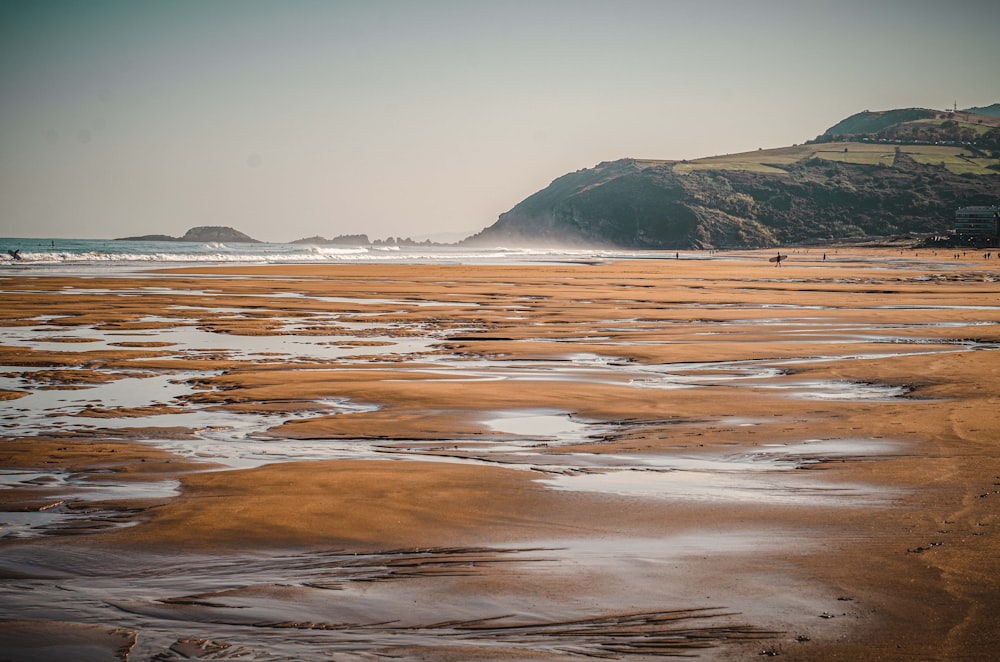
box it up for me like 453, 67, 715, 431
1, 0, 998, 242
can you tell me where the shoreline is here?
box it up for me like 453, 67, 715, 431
1, 251, 999, 659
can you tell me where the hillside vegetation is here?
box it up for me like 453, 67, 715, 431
816, 107, 1000, 152
466, 107, 1000, 249
964, 103, 1000, 117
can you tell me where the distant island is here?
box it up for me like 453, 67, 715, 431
290, 234, 371, 246
117, 228, 450, 247
117, 226, 261, 243
464, 105, 1000, 249
290, 234, 443, 247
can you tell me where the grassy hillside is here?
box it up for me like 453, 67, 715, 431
466, 142, 999, 250
675, 142, 1000, 176
963, 103, 1000, 117
816, 107, 1000, 153
822, 108, 937, 136
464, 105, 1000, 250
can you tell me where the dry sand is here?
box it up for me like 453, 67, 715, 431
1, 249, 999, 659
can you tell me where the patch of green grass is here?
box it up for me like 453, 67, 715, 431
676, 143, 893, 172
908, 118, 995, 135
907, 153, 1000, 175
669, 141, 998, 176
674, 146, 813, 173
903, 144, 975, 157
811, 145, 895, 166
889, 144, 996, 173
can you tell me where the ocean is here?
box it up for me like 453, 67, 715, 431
0, 237, 665, 270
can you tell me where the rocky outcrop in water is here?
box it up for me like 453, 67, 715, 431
117, 226, 261, 243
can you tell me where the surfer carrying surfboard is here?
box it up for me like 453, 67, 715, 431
769, 251, 786, 267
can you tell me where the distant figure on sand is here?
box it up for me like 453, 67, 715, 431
769, 251, 786, 267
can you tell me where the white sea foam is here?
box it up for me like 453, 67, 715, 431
0, 237, 656, 271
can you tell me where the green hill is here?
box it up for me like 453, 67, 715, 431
822, 108, 937, 137
963, 103, 1000, 117
816, 107, 1000, 150
465, 107, 1000, 249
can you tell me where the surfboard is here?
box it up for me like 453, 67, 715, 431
768, 254, 787, 263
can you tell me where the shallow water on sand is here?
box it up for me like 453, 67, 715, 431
0, 533, 831, 660
3, 256, 999, 658
0, 283, 975, 543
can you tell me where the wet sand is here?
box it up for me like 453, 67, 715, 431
1, 249, 999, 659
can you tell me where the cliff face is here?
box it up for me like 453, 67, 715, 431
466, 161, 702, 247
466, 147, 999, 249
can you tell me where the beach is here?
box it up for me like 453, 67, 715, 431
1, 249, 999, 659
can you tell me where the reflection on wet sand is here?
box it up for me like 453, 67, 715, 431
2, 251, 1000, 659
2, 543, 790, 659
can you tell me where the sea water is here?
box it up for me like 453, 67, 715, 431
0, 237, 663, 270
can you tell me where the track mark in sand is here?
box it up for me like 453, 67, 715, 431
409, 608, 779, 656
248, 607, 780, 658
106, 547, 782, 658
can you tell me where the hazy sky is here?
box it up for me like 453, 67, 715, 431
2, 0, 998, 242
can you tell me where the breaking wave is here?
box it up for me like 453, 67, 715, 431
0, 238, 650, 270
